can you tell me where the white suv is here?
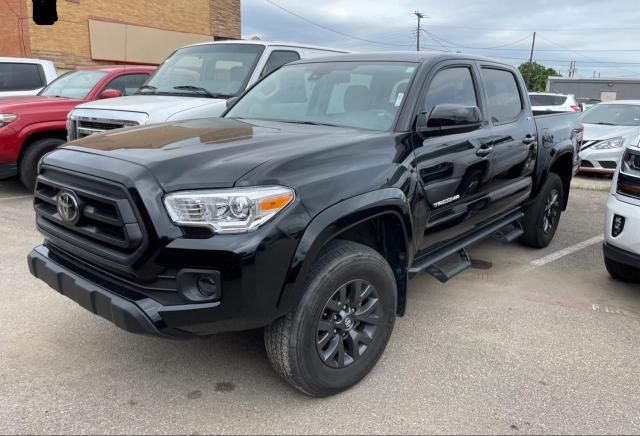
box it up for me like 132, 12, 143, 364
604, 145, 640, 282
529, 92, 580, 113
68, 41, 348, 140
0, 57, 57, 97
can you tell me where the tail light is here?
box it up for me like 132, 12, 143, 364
617, 149, 640, 199
570, 105, 581, 112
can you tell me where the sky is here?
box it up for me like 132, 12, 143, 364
242, 0, 640, 79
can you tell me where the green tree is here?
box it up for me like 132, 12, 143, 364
518, 62, 561, 92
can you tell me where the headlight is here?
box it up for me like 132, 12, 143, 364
164, 186, 295, 234
0, 114, 17, 127
594, 137, 625, 150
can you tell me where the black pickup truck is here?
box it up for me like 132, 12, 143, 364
28, 52, 582, 396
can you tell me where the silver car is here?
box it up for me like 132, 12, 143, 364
579, 100, 640, 174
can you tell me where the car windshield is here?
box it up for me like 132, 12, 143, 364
142, 44, 265, 98
582, 104, 640, 126
225, 61, 418, 131
39, 70, 108, 99
529, 94, 568, 106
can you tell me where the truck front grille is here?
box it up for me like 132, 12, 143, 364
34, 168, 147, 271
73, 118, 139, 139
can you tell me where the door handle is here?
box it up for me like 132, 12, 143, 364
522, 135, 537, 145
476, 146, 494, 157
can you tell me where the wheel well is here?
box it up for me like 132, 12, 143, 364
331, 213, 409, 316
549, 153, 573, 210
18, 130, 67, 163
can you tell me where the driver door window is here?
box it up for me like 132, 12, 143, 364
260, 50, 301, 78
422, 67, 478, 115
103, 73, 150, 96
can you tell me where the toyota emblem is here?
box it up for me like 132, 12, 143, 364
57, 190, 79, 223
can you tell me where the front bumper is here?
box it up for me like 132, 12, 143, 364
603, 243, 640, 270
579, 146, 625, 174
605, 193, 640, 256
0, 161, 17, 179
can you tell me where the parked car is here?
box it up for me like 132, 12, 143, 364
0, 65, 155, 191
604, 145, 640, 282
67, 41, 349, 140
577, 97, 601, 112
579, 100, 640, 174
28, 52, 582, 397
529, 92, 581, 113
0, 57, 57, 97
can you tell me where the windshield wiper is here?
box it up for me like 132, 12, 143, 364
172, 85, 227, 99
275, 120, 343, 128
137, 85, 157, 94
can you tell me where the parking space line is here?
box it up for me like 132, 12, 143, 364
0, 195, 32, 202
530, 235, 604, 267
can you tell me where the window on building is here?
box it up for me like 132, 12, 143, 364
104, 73, 151, 96
260, 51, 301, 78
422, 67, 478, 115
0, 63, 45, 91
482, 68, 523, 123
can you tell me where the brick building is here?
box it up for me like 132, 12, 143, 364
1, 0, 241, 70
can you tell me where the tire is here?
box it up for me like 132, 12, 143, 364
605, 256, 640, 283
520, 173, 564, 249
265, 240, 397, 397
19, 137, 65, 192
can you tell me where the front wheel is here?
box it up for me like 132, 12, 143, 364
19, 137, 65, 192
265, 240, 397, 397
520, 173, 564, 249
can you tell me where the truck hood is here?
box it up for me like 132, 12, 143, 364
0, 95, 83, 112
583, 123, 640, 143
63, 117, 382, 192
75, 95, 228, 124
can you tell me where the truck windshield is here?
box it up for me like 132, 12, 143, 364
39, 70, 108, 99
225, 62, 417, 131
582, 104, 640, 126
142, 44, 265, 99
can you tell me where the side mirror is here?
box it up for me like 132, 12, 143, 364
99, 89, 123, 99
226, 97, 239, 109
417, 104, 483, 136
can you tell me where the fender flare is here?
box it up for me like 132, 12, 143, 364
16, 121, 68, 159
277, 188, 415, 313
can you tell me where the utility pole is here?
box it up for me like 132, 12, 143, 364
414, 11, 425, 51
526, 32, 536, 90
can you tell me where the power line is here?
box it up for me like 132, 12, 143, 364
263, 0, 413, 47
421, 31, 537, 51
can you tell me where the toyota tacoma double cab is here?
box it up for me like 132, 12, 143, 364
28, 53, 582, 396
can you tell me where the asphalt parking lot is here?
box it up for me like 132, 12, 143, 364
1, 177, 639, 435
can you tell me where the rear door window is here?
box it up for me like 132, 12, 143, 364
0, 62, 45, 91
481, 68, 523, 124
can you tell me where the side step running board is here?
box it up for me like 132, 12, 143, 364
409, 211, 524, 282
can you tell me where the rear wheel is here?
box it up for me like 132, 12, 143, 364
605, 256, 640, 283
265, 240, 397, 397
520, 173, 564, 249
19, 137, 65, 192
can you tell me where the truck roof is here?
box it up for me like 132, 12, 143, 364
289, 51, 514, 65
73, 65, 156, 72
183, 39, 350, 54
0, 56, 55, 66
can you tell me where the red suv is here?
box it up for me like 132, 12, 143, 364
0, 65, 156, 190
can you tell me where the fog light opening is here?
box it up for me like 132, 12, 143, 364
612, 215, 625, 238
197, 276, 219, 298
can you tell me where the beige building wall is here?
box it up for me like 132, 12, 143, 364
20, 0, 240, 70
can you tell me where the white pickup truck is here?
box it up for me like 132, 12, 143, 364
68, 41, 348, 140
0, 57, 57, 97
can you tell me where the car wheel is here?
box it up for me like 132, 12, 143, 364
520, 173, 564, 249
265, 240, 397, 397
19, 138, 65, 192
605, 256, 639, 283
